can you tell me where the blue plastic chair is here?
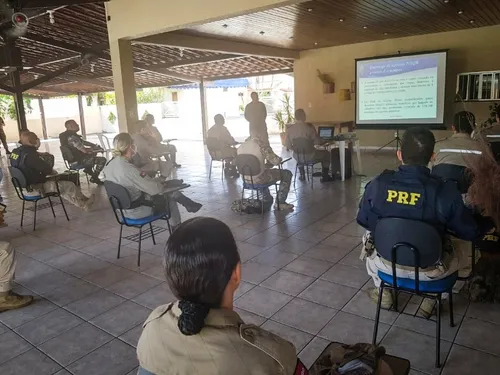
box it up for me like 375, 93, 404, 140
431, 163, 471, 194
235, 154, 281, 215
104, 181, 174, 267
372, 218, 457, 368
9, 166, 69, 231
291, 137, 322, 189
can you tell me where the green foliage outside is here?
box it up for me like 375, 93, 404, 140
137, 88, 164, 104
108, 111, 117, 125
273, 93, 294, 133
0, 95, 33, 120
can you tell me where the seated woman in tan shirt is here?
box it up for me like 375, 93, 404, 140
136, 217, 300, 375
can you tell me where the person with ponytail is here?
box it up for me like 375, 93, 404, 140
136, 217, 300, 375
102, 133, 201, 228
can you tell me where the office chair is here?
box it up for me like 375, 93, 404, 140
206, 137, 235, 180
60, 146, 89, 185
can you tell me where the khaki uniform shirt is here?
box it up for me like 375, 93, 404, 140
207, 124, 236, 146
474, 122, 500, 140
137, 302, 297, 375
102, 156, 164, 219
245, 101, 268, 139
434, 133, 481, 167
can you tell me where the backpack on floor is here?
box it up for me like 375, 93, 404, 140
231, 198, 272, 214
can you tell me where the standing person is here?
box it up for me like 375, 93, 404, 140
144, 114, 181, 168
10, 131, 95, 211
103, 133, 201, 230
137, 217, 299, 375
0, 241, 34, 312
59, 120, 106, 185
245, 92, 269, 145
286, 108, 334, 182
357, 127, 479, 317
0, 117, 11, 155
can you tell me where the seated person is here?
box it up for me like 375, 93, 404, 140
357, 127, 479, 317
103, 133, 201, 229
433, 111, 481, 168
131, 120, 173, 179
207, 114, 239, 177
238, 135, 294, 211
286, 109, 333, 182
474, 106, 500, 139
137, 217, 298, 375
59, 120, 106, 185
145, 114, 181, 168
0, 241, 34, 312
10, 132, 95, 211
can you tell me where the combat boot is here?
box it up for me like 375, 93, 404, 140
0, 292, 34, 312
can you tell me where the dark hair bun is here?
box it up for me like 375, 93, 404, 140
178, 300, 210, 336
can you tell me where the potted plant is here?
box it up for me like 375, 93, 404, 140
274, 93, 294, 146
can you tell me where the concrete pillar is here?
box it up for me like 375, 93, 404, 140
199, 79, 208, 143
38, 98, 47, 140
77, 93, 87, 139
109, 39, 138, 133
11, 71, 27, 132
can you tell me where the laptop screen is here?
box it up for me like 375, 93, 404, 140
318, 127, 334, 139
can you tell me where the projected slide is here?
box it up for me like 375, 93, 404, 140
355, 51, 447, 128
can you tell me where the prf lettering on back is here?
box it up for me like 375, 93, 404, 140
387, 190, 421, 205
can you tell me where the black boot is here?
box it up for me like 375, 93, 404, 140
298, 166, 306, 181
320, 167, 334, 183
174, 193, 202, 213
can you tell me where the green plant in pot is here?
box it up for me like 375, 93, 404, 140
274, 93, 294, 146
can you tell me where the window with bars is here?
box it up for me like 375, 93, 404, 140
457, 71, 500, 101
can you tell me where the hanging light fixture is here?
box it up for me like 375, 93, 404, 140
47, 10, 55, 24
90, 63, 95, 73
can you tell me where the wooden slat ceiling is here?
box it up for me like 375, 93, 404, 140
0, 2, 293, 96
183, 0, 500, 50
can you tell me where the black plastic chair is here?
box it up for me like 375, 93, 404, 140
104, 181, 174, 267
206, 137, 235, 180
372, 218, 457, 368
9, 166, 69, 231
234, 154, 282, 215
488, 139, 500, 162
291, 137, 322, 189
60, 146, 90, 184
431, 163, 471, 194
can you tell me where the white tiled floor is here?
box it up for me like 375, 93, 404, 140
0, 137, 499, 375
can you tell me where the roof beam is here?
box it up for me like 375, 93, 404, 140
0, 83, 14, 93
23, 34, 199, 82
21, 60, 84, 91
141, 53, 240, 69
135, 32, 299, 59
29, 68, 114, 90
205, 68, 293, 82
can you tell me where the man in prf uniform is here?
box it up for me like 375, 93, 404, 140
59, 120, 106, 184
244, 92, 269, 145
357, 127, 478, 317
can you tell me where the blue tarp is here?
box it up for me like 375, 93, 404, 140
171, 78, 249, 89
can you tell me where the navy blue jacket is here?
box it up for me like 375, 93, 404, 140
356, 165, 478, 241
10, 145, 52, 185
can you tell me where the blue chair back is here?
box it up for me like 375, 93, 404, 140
104, 181, 132, 210
374, 218, 442, 269
431, 164, 470, 194
8, 166, 30, 201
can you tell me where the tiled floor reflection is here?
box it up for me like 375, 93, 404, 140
0, 137, 498, 375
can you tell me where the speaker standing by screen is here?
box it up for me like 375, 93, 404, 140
355, 50, 448, 129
